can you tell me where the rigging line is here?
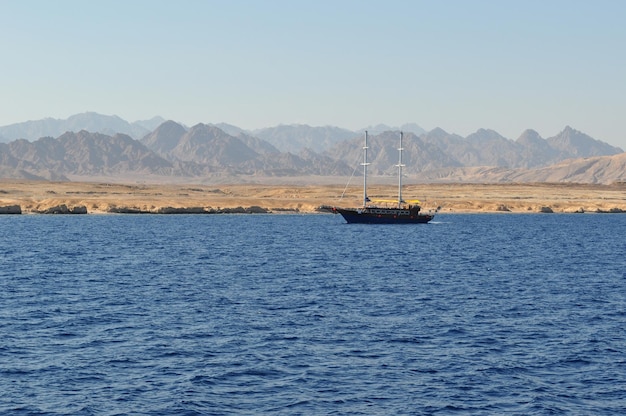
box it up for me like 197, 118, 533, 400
339, 151, 363, 201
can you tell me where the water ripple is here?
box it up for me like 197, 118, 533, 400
1, 214, 625, 414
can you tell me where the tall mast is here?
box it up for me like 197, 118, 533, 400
396, 131, 405, 208
361, 131, 370, 208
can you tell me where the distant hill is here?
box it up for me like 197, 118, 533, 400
0, 112, 165, 141
140, 120, 188, 156
140, 122, 350, 176
317, 125, 624, 176
417, 152, 626, 184
415, 126, 622, 170
132, 116, 168, 132
0, 131, 174, 177
0, 122, 354, 180
252, 124, 357, 153
547, 126, 620, 158
167, 123, 260, 165
357, 123, 426, 136
333, 126, 622, 172
509, 152, 626, 184
1, 113, 624, 184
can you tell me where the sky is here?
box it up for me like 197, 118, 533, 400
1, 0, 625, 148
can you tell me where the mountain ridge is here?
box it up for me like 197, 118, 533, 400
0, 112, 166, 142
0, 113, 624, 184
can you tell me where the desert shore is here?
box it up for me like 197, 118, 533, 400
1, 179, 626, 214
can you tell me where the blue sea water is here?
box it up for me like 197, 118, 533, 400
1, 213, 625, 415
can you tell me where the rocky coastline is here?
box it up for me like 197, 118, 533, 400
1, 180, 625, 215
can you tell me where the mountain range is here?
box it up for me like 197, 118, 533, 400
0, 112, 166, 143
0, 113, 624, 184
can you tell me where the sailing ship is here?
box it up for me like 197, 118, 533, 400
332, 131, 435, 224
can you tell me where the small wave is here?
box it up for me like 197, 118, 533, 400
388, 336, 423, 344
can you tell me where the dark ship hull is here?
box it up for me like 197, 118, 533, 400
333, 206, 434, 224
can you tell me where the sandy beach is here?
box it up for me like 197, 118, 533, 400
1, 179, 626, 214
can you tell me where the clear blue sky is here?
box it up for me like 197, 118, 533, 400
1, 0, 625, 147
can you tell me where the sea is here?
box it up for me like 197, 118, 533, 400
1, 213, 625, 415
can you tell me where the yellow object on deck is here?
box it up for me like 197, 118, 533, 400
371, 199, 421, 204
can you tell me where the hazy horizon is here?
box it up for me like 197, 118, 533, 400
1, 112, 617, 148
2, 1, 625, 148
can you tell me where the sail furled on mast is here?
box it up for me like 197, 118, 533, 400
396, 131, 406, 208
361, 131, 370, 208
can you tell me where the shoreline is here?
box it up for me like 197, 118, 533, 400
1, 180, 626, 215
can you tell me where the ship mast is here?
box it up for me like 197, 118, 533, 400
362, 131, 370, 208
396, 131, 405, 208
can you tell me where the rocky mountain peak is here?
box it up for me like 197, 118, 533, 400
467, 129, 508, 143
140, 120, 187, 155
516, 129, 543, 144
548, 126, 622, 157
425, 127, 450, 139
